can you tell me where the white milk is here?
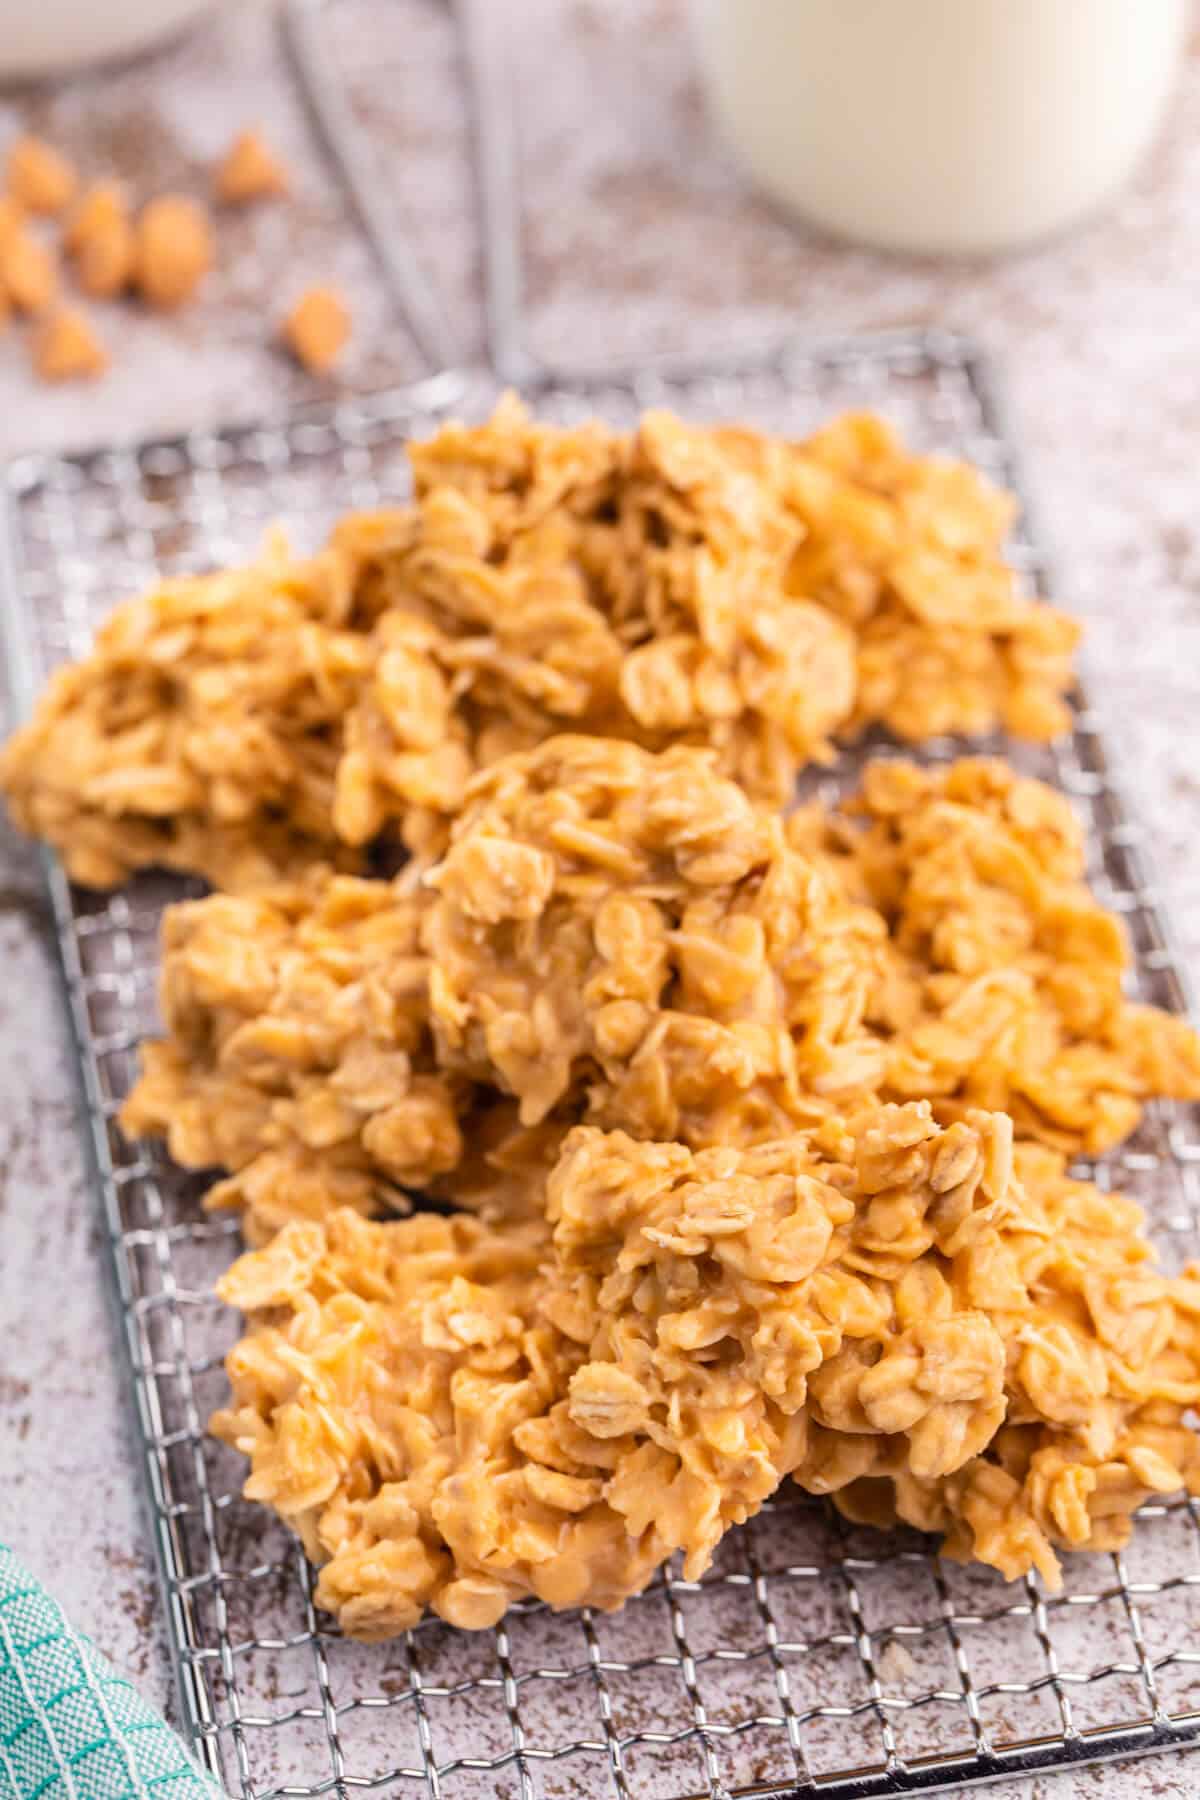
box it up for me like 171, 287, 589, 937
0, 0, 218, 79
691, 0, 1192, 256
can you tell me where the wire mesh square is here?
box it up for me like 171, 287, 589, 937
3, 332, 1200, 1798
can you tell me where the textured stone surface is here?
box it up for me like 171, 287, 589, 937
2, 3, 1200, 1794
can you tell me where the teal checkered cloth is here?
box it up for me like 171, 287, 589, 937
0, 1543, 223, 1800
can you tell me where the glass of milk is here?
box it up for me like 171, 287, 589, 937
690, 0, 1192, 257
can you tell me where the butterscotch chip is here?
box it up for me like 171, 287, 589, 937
64, 183, 135, 298
6, 135, 76, 214
1, 225, 56, 314
76, 223, 135, 300
134, 195, 213, 309
64, 183, 122, 254
0, 196, 23, 247
281, 287, 350, 374
214, 128, 289, 205
31, 308, 107, 382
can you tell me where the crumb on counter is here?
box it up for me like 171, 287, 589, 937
214, 128, 289, 205
65, 184, 136, 299
2, 225, 57, 314
31, 308, 107, 381
281, 286, 350, 373
5, 135, 77, 215
134, 195, 214, 310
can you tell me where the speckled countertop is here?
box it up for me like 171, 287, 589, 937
3, 4, 1200, 1796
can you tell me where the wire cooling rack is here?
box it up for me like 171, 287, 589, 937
4, 332, 1200, 1800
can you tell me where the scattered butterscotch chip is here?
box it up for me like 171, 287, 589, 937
31, 308, 107, 382
64, 182, 128, 254
214, 128, 289, 205
6, 135, 77, 215
77, 219, 136, 300
2, 225, 57, 314
0, 195, 23, 247
65, 186, 136, 299
281, 286, 350, 374
134, 195, 213, 309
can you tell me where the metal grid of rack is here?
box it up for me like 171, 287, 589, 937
4, 332, 1200, 1800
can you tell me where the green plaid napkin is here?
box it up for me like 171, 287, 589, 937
0, 1543, 223, 1800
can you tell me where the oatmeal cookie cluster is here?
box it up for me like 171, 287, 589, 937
768, 411, 1079, 743
333, 400, 858, 848
0, 533, 376, 889
214, 1110, 1200, 1634
122, 742, 1200, 1245
2, 399, 1077, 881
210, 1110, 995, 1632
421, 737, 886, 1141
793, 757, 1200, 1150
810, 1137, 1200, 1585
120, 734, 887, 1242
119, 871, 457, 1241
4, 398, 1198, 1632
